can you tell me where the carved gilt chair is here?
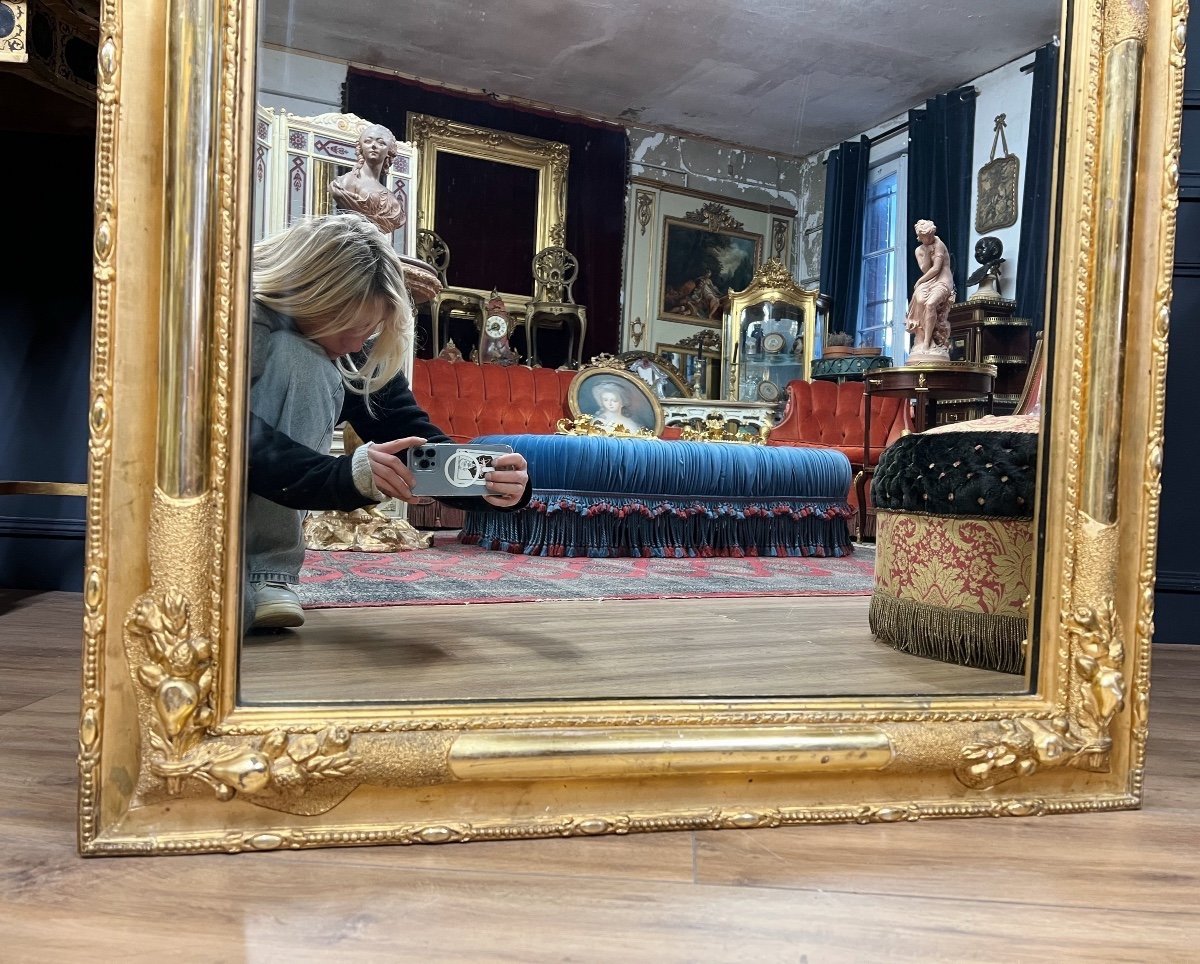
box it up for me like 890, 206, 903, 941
524, 246, 588, 368
416, 228, 486, 357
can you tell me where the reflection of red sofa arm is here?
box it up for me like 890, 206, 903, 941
767, 379, 909, 470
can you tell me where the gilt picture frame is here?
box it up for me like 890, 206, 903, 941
655, 338, 722, 400
407, 113, 569, 303
567, 365, 665, 437
80, 0, 1184, 857
658, 215, 763, 327
618, 351, 692, 400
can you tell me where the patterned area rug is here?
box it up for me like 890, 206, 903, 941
297, 537, 876, 608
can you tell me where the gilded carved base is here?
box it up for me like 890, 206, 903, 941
304, 506, 432, 552
956, 514, 1127, 789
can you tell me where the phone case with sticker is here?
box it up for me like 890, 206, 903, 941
408, 442, 514, 497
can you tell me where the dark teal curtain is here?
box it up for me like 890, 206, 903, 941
819, 136, 870, 336
907, 86, 977, 296
1015, 42, 1061, 333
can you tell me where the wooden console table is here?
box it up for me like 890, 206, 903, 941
857, 362, 997, 539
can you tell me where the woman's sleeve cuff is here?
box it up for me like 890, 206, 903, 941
351, 443, 385, 502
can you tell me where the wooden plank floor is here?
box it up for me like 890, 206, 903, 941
2, 588, 1198, 962
240, 596, 1023, 703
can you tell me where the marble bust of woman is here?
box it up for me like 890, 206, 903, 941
329, 123, 406, 235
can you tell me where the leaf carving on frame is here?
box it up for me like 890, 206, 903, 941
636, 190, 653, 236
675, 329, 721, 352
127, 589, 361, 801
955, 601, 1125, 789
772, 218, 789, 259
750, 257, 796, 291
684, 201, 745, 232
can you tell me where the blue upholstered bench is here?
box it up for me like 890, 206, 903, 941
460, 434, 854, 558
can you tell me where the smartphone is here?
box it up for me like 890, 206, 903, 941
408, 442, 514, 498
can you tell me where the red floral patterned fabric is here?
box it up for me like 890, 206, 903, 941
874, 511, 1032, 617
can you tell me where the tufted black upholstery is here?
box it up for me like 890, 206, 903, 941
871, 430, 1037, 519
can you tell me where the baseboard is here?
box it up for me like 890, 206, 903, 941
0, 516, 86, 539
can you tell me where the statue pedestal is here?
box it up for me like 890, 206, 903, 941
946, 299, 1031, 416
906, 348, 953, 366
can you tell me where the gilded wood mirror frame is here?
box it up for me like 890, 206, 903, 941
78, 0, 1186, 855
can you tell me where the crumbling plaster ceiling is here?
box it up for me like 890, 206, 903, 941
262, 0, 1060, 157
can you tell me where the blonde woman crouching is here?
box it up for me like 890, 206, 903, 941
246, 213, 530, 630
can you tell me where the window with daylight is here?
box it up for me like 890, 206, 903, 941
857, 155, 907, 359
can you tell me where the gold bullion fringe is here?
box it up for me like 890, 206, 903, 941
868, 593, 1026, 674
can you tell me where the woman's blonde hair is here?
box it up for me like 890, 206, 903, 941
252, 213, 413, 407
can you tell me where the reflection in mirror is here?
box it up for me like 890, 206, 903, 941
619, 351, 691, 400
241, 0, 1062, 704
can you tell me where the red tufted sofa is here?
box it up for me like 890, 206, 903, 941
768, 379, 913, 535
406, 360, 909, 531
410, 358, 576, 440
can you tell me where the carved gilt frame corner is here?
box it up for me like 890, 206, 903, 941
80, 0, 1186, 856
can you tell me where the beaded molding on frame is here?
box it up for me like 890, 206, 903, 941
81, 0, 1181, 854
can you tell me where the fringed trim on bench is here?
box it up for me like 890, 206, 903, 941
462, 493, 855, 558
869, 592, 1026, 675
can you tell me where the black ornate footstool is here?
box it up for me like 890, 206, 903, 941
868, 414, 1040, 673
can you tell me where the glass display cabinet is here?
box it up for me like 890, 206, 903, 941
722, 258, 818, 403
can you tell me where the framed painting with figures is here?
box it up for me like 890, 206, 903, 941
659, 217, 762, 325
78, 0, 1184, 859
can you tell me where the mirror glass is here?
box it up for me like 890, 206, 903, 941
241, 0, 1062, 703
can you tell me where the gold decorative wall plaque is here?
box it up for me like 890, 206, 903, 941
976, 114, 1021, 232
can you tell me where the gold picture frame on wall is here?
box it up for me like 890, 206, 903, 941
407, 113, 569, 305
79, 0, 1185, 857
658, 212, 763, 327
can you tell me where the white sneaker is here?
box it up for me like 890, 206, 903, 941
251, 582, 305, 630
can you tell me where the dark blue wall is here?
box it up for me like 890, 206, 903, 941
1154, 24, 1200, 644
0, 132, 94, 591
